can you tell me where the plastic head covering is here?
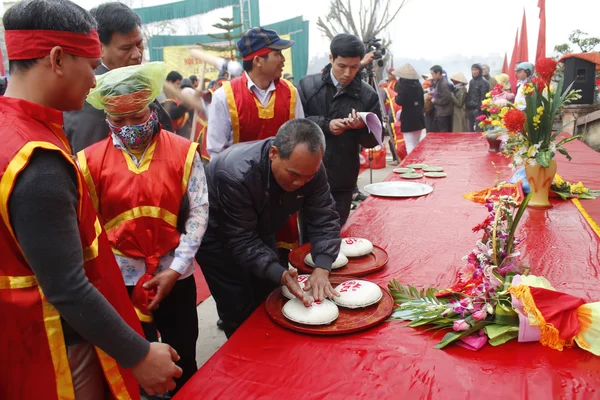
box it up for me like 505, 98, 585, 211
495, 73, 511, 90
87, 62, 165, 116
516, 62, 534, 74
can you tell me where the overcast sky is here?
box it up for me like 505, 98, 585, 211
74, 0, 599, 62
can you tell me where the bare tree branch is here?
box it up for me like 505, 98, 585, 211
374, 0, 409, 37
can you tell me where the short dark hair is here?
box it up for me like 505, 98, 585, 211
180, 78, 194, 89
189, 75, 198, 83
4, 0, 97, 74
242, 54, 269, 73
471, 63, 483, 71
430, 65, 443, 74
90, 2, 141, 45
273, 119, 326, 160
330, 33, 365, 61
166, 71, 183, 83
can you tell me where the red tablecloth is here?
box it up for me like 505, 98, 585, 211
177, 133, 600, 400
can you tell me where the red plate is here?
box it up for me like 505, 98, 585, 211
265, 276, 394, 336
289, 243, 388, 277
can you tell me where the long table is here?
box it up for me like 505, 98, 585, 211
177, 133, 600, 399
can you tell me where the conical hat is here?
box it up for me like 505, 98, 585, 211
450, 72, 468, 84
393, 63, 420, 80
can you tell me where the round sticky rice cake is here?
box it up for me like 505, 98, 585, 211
281, 274, 312, 300
333, 280, 382, 308
282, 298, 339, 325
304, 252, 349, 269
340, 237, 373, 258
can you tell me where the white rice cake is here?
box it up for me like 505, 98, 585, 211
304, 252, 349, 269
281, 274, 312, 300
282, 298, 339, 325
340, 237, 373, 258
333, 280, 382, 309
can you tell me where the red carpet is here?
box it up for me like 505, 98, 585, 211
193, 261, 211, 305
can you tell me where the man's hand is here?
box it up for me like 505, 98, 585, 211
345, 109, 366, 130
132, 342, 182, 396
281, 269, 312, 306
143, 269, 181, 311
304, 268, 340, 302
360, 50, 376, 68
329, 118, 349, 135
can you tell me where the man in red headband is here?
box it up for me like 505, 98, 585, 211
0, 1, 181, 399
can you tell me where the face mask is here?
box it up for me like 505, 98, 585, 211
108, 112, 157, 150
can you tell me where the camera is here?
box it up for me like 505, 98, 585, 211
364, 38, 386, 68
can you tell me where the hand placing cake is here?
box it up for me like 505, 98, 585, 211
281, 274, 312, 300
340, 237, 374, 258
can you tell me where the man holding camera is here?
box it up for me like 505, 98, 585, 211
298, 33, 381, 226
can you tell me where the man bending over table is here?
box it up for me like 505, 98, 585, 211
196, 119, 342, 337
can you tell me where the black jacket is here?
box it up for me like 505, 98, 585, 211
298, 64, 381, 191
466, 74, 490, 111
63, 64, 173, 153
199, 138, 341, 284
394, 79, 425, 132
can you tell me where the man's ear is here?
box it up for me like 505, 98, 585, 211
49, 46, 65, 77
329, 54, 334, 64
269, 145, 279, 161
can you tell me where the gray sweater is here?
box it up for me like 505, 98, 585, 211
8, 149, 149, 368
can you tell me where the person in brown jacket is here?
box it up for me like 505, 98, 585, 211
427, 65, 453, 132
450, 72, 468, 132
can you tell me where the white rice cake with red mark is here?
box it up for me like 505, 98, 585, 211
332, 280, 382, 308
339, 237, 373, 257
282, 298, 339, 325
281, 274, 312, 300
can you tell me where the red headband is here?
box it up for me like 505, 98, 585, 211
242, 47, 272, 61
5, 29, 102, 60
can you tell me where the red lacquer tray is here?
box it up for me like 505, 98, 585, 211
265, 276, 394, 336
289, 243, 388, 277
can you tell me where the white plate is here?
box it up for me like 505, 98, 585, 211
363, 182, 433, 198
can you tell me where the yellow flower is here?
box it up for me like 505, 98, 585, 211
554, 175, 565, 186
536, 106, 544, 115
485, 92, 492, 98
522, 84, 534, 95
491, 120, 502, 127
527, 145, 538, 157
570, 182, 589, 194
499, 107, 509, 118
482, 98, 492, 105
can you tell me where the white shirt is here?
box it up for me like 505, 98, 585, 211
514, 79, 528, 111
111, 134, 210, 285
206, 72, 305, 157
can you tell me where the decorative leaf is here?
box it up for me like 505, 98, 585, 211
506, 192, 531, 256
535, 148, 553, 168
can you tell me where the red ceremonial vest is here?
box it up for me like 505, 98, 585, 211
162, 98, 189, 131
193, 110, 210, 161
0, 98, 142, 400
77, 130, 198, 319
222, 73, 297, 144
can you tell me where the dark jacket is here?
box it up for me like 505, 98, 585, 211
298, 64, 381, 192
199, 138, 341, 284
394, 79, 425, 132
431, 77, 453, 117
466, 67, 490, 110
63, 64, 173, 153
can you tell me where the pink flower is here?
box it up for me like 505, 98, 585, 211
489, 107, 499, 114
476, 114, 487, 121
472, 310, 487, 321
453, 319, 470, 331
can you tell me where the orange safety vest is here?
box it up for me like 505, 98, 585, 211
387, 78, 397, 91
383, 87, 407, 160
223, 74, 299, 249
162, 98, 189, 131
223, 74, 297, 144
77, 130, 199, 320
0, 98, 142, 399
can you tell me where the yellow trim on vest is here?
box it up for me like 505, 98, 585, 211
76, 151, 100, 212
38, 286, 76, 400
95, 349, 133, 400
223, 81, 241, 144
122, 139, 158, 175
0, 142, 72, 243
281, 79, 297, 119
572, 198, 600, 239
0, 274, 37, 289
182, 143, 199, 195
135, 307, 153, 323
253, 92, 276, 119
82, 217, 102, 262
104, 206, 178, 233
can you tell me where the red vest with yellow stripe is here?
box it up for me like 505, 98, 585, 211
161, 98, 189, 131
0, 98, 142, 400
77, 130, 198, 318
223, 74, 297, 144
193, 110, 210, 161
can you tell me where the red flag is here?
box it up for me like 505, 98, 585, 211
502, 52, 508, 74
518, 9, 529, 62
508, 29, 520, 93
0, 51, 5, 77
536, 0, 546, 60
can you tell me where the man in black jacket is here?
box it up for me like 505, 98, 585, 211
196, 119, 341, 338
63, 2, 172, 152
298, 33, 381, 225
465, 63, 490, 132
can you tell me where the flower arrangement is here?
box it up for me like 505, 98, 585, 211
478, 84, 512, 133
501, 58, 582, 169
389, 190, 600, 354
551, 175, 600, 200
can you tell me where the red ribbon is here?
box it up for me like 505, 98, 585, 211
5, 29, 102, 60
242, 47, 272, 61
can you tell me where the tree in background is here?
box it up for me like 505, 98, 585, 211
199, 18, 243, 61
553, 30, 600, 81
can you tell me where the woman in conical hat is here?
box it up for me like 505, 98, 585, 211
81, 62, 209, 394
450, 72, 468, 132
393, 64, 425, 154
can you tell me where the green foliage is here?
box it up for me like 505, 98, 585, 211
199, 17, 243, 60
